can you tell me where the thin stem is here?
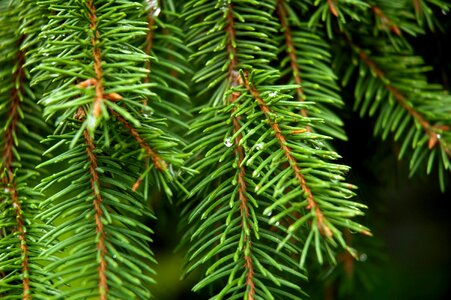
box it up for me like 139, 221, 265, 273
243, 78, 333, 238
82, 128, 108, 300
372, 6, 401, 36
226, 7, 255, 297
86, 0, 105, 118
230, 89, 255, 299
108, 108, 167, 172
327, 0, 339, 17
276, 0, 308, 120
1, 38, 31, 300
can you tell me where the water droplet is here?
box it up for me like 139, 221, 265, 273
147, 0, 161, 17
442, 9, 448, 15
154, 7, 161, 16
224, 137, 233, 147
437, 134, 441, 139
269, 91, 278, 97
275, 221, 280, 226
113, 255, 117, 259
266, 211, 272, 216
359, 253, 367, 262
255, 143, 264, 150
143, 114, 150, 119
169, 164, 175, 177
87, 115, 96, 131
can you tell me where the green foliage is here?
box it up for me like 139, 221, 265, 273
0, 0, 450, 299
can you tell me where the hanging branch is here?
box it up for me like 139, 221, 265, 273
1, 42, 31, 300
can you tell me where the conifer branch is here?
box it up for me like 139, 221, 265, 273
354, 44, 449, 155
1, 38, 31, 300
243, 76, 333, 238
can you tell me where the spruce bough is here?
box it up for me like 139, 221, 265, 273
1, 0, 450, 299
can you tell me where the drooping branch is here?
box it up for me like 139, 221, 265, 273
356, 47, 450, 154
86, 0, 105, 118
243, 77, 333, 238
1, 38, 31, 300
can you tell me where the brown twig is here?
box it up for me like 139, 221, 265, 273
1, 38, 31, 300
243, 77, 333, 238
86, 0, 105, 118
372, 6, 401, 36
412, 0, 422, 16
277, 0, 309, 121
230, 87, 255, 299
108, 109, 167, 172
226, 8, 255, 298
327, 0, 339, 17
82, 126, 108, 300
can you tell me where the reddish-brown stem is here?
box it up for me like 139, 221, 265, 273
230, 90, 255, 299
243, 78, 333, 238
108, 108, 167, 173
357, 49, 449, 153
412, 0, 422, 15
86, 0, 105, 118
226, 8, 255, 297
327, 0, 339, 17
372, 6, 401, 36
82, 129, 108, 300
1, 39, 31, 300
276, 0, 309, 121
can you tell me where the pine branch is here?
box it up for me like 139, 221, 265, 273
1, 1, 54, 298
335, 29, 451, 190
